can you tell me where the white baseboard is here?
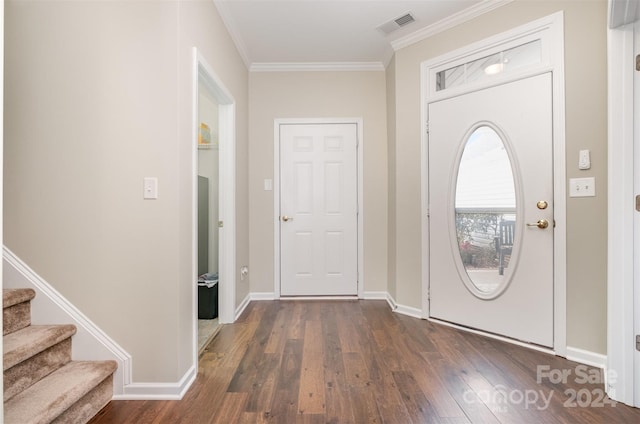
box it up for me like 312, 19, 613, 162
114, 365, 197, 400
383, 292, 423, 319
566, 346, 607, 369
385, 292, 398, 310
250, 292, 277, 300
394, 304, 423, 319
3, 247, 131, 396
235, 292, 252, 319
363, 291, 388, 300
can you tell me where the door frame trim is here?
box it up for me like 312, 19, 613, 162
419, 12, 566, 355
192, 48, 236, 330
273, 118, 364, 298
606, 4, 639, 406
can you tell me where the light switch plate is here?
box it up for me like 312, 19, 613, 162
578, 149, 591, 170
569, 177, 595, 197
143, 177, 158, 199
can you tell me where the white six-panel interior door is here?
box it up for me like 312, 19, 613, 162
278, 123, 359, 296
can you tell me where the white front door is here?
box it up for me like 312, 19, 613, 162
429, 73, 554, 347
279, 123, 358, 296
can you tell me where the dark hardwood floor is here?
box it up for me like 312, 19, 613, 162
89, 300, 640, 423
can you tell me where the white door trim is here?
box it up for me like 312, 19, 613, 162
606, 2, 639, 406
273, 118, 364, 298
192, 49, 236, 332
420, 12, 566, 355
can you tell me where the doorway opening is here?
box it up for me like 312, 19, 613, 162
193, 49, 236, 356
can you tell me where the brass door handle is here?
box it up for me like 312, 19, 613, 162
526, 219, 549, 229
282, 215, 293, 222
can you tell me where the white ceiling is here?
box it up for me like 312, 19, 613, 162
214, 0, 511, 70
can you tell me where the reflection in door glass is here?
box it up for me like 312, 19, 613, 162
455, 126, 516, 295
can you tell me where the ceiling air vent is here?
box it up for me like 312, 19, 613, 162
377, 12, 416, 35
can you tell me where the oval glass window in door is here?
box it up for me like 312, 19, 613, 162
454, 125, 517, 297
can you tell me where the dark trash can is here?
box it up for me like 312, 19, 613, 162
198, 274, 218, 319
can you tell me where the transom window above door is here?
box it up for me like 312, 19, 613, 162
436, 40, 541, 91
423, 21, 559, 99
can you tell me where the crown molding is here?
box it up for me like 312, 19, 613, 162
250, 62, 385, 72
391, 0, 514, 51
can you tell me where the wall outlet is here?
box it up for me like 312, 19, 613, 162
240, 265, 249, 280
569, 177, 595, 197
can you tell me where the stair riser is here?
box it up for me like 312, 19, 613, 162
52, 375, 114, 424
3, 302, 31, 335
4, 338, 72, 402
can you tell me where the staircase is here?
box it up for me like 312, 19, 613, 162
3, 288, 117, 424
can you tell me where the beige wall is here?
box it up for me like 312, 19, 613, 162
389, 0, 608, 353
4, 0, 249, 382
248, 71, 388, 294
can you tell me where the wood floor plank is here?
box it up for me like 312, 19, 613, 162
418, 352, 474, 419
264, 304, 290, 353
378, 312, 469, 420
392, 370, 441, 423
361, 338, 414, 423
342, 352, 370, 389
284, 302, 306, 340
322, 308, 356, 423
267, 339, 303, 423
242, 353, 280, 413
203, 320, 259, 370
211, 392, 248, 424
266, 389, 299, 423
295, 413, 326, 424
297, 320, 326, 415
348, 387, 383, 424
238, 412, 269, 424
89, 300, 640, 424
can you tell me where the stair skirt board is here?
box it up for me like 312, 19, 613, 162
3, 247, 201, 400
3, 248, 131, 397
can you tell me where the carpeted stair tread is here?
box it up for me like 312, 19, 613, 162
4, 324, 77, 371
4, 360, 118, 424
3, 288, 36, 309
